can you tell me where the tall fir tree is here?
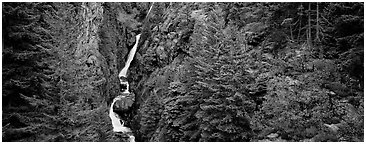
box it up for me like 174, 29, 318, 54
175, 4, 255, 142
2, 2, 60, 141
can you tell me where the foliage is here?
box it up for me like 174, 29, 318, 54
2, 2, 60, 141
2, 2, 363, 142
139, 91, 162, 141
166, 4, 256, 142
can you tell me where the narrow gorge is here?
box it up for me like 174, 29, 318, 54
2, 2, 363, 142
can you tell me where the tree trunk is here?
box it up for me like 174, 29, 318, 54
297, 4, 303, 43
315, 2, 320, 43
307, 3, 312, 48
316, 2, 324, 58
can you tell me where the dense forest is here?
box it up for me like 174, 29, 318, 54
2, 2, 364, 142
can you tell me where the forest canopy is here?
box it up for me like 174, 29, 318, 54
2, 2, 364, 142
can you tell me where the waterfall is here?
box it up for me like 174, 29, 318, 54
119, 34, 141, 79
110, 3, 154, 141
110, 34, 141, 142
109, 96, 134, 142
118, 2, 153, 80
109, 98, 128, 132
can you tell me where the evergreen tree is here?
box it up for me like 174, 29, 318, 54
2, 2, 60, 141
176, 4, 255, 141
2, 2, 363, 142
139, 91, 162, 141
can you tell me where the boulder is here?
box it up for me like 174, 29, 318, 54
113, 93, 135, 112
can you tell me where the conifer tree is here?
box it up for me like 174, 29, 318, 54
2, 2, 59, 141
175, 4, 254, 142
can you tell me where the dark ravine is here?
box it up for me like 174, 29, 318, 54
2, 2, 363, 142
97, 2, 169, 141
96, 3, 198, 141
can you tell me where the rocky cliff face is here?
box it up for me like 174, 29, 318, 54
48, 2, 133, 141
1, 2, 271, 141
61, 2, 172, 141
89, 2, 198, 141
3, 2, 363, 142
126, 3, 203, 141
74, 2, 105, 105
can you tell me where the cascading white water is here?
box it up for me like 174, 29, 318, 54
109, 97, 130, 132
119, 2, 154, 80
118, 2, 153, 79
110, 34, 141, 142
110, 3, 154, 142
119, 34, 141, 80
109, 96, 135, 142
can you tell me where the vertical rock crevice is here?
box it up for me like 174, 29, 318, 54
98, 3, 132, 105
73, 2, 105, 106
